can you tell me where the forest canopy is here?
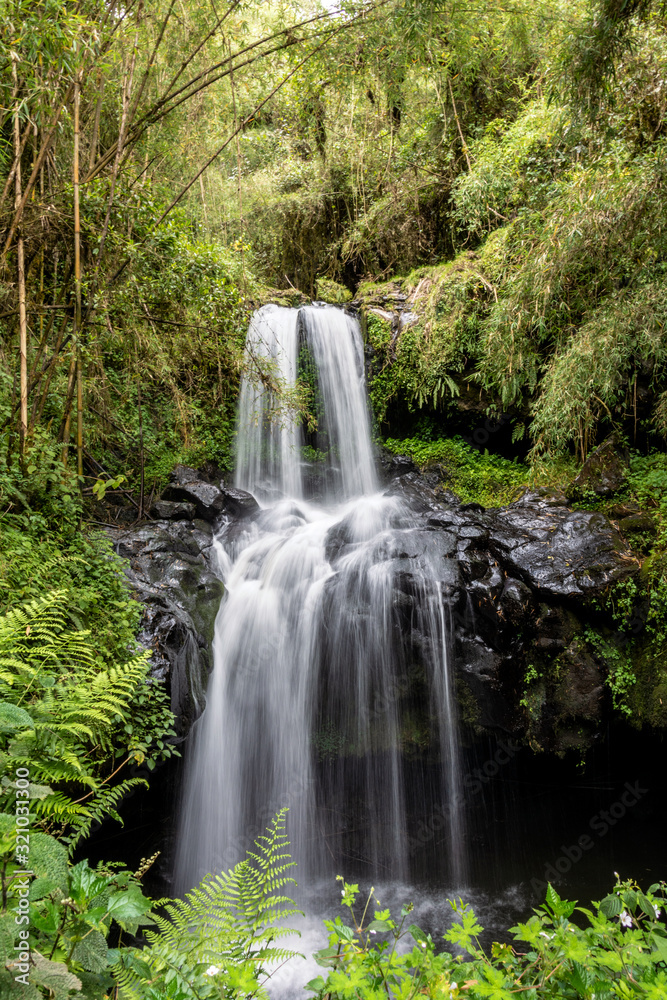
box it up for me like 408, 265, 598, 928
2, 0, 667, 476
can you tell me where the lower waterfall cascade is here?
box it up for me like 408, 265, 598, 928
174, 302, 465, 894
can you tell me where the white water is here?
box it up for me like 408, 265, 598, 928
175, 304, 464, 895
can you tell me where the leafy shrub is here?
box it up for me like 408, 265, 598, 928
307, 877, 667, 999
384, 435, 531, 507
2, 813, 298, 1000
0, 591, 176, 849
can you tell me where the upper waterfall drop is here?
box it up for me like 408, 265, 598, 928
299, 305, 377, 499
234, 303, 376, 502
235, 304, 302, 500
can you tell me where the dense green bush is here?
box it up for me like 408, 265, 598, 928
384, 435, 548, 507
307, 876, 667, 1000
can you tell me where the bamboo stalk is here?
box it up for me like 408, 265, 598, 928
2, 81, 75, 262
12, 60, 28, 460
137, 374, 144, 518
448, 76, 471, 172
73, 74, 83, 478
88, 71, 105, 173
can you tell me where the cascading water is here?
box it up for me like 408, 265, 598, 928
175, 303, 465, 895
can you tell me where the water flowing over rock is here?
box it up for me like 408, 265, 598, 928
389, 478, 640, 750
170, 304, 642, 896
175, 305, 465, 893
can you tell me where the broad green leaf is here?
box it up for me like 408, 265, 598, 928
70, 930, 108, 974
0, 702, 33, 731
600, 894, 622, 918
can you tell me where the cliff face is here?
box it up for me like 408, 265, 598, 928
111, 456, 660, 759
381, 469, 641, 754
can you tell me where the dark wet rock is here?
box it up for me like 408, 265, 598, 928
497, 578, 535, 629
377, 450, 418, 482
486, 494, 639, 599
163, 479, 226, 522
388, 528, 459, 598
456, 636, 511, 730
149, 500, 196, 521
532, 604, 579, 653
110, 519, 224, 735
378, 471, 643, 751
569, 433, 630, 498
169, 464, 201, 486
619, 514, 656, 535
609, 501, 643, 519
553, 640, 604, 723
384, 472, 445, 513
219, 485, 261, 518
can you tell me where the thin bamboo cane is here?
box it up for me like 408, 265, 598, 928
12, 60, 28, 459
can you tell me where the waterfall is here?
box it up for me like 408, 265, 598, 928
175, 304, 465, 894
235, 305, 301, 499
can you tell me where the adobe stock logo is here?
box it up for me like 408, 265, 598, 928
529, 780, 648, 897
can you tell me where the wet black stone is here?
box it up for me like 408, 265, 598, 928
220, 485, 261, 518
109, 520, 224, 734
384, 472, 445, 513
149, 500, 196, 521
162, 479, 226, 522
486, 498, 638, 599
377, 451, 418, 482
570, 433, 629, 498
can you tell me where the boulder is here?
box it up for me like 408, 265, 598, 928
220, 485, 261, 518
377, 451, 418, 482
486, 491, 639, 599
570, 433, 629, 497
384, 471, 446, 513
169, 464, 200, 486
619, 514, 656, 535
149, 500, 196, 521
110, 519, 224, 734
162, 479, 226, 522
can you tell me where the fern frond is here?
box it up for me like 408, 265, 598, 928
139, 809, 301, 987
66, 777, 149, 852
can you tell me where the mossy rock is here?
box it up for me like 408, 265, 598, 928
315, 277, 353, 303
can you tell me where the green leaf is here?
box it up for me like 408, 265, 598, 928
29, 950, 82, 999
545, 883, 562, 912
306, 975, 327, 992
70, 930, 108, 974
0, 702, 34, 731
69, 861, 109, 907
367, 919, 391, 933
30, 833, 69, 892
106, 884, 153, 930
600, 894, 623, 918
651, 933, 667, 963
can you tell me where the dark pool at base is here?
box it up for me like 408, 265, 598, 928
82, 721, 666, 943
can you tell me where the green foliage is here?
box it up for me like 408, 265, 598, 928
584, 627, 636, 717
0, 590, 176, 847
384, 435, 532, 507
308, 876, 667, 999
316, 278, 353, 304
0, 512, 140, 669
113, 809, 300, 1000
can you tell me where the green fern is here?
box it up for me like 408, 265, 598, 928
0, 590, 175, 844
114, 809, 301, 1000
